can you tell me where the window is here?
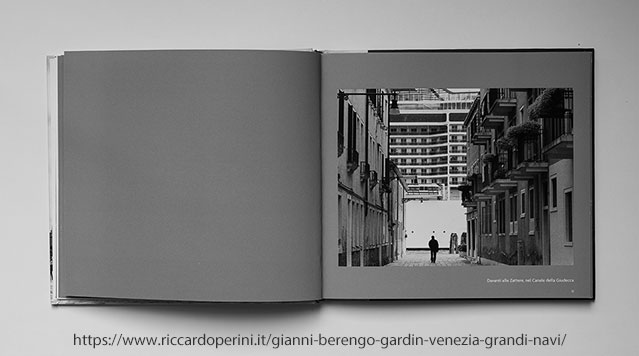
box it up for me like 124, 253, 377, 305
542, 179, 549, 208
521, 191, 526, 216
510, 193, 518, 234
565, 190, 573, 243
497, 195, 506, 234
551, 177, 558, 209
529, 187, 535, 219
347, 104, 357, 164
484, 201, 493, 234
359, 121, 364, 153
564, 88, 574, 111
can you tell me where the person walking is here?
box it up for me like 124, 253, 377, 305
428, 236, 439, 263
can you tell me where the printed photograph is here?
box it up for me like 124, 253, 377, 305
337, 88, 575, 267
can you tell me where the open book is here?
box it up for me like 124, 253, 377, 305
48, 49, 594, 303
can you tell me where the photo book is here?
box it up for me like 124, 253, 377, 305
48, 49, 594, 303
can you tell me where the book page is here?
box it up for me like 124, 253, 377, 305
321, 51, 593, 299
55, 50, 322, 302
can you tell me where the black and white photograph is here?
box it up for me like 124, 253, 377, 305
337, 87, 576, 267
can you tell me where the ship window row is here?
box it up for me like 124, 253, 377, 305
389, 127, 447, 134
405, 178, 448, 185
403, 167, 468, 175
390, 147, 466, 154
390, 137, 449, 145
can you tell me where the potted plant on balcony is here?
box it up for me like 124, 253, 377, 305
481, 152, 498, 164
495, 136, 513, 151
529, 88, 565, 120
456, 184, 473, 202
493, 166, 508, 180
505, 121, 541, 144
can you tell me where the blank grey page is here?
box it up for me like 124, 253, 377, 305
58, 50, 321, 302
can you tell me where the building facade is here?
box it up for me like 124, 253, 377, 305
389, 89, 478, 201
461, 88, 574, 265
337, 89, 407, 266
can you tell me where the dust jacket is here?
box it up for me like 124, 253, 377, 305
48, 49, 594, 303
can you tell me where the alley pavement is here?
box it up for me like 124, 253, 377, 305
386, 250, 472, 267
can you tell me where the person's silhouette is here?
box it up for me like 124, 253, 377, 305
428, 236, 439, 263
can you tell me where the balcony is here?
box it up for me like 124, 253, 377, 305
393, 153, 448, 160
508, 138, 548, 180
390, 129, 448, 136
481, 114, 507, 130
490, 98, 517, 116
360, 162, 370, 182
449, 138, 467, 143
486, 89, 517, 116
459, 179, 480, 208
528, 88, 574, 160
449, 158, 467, 165
462, 200, 478, 208
484, 179, 518, 194
370, 170, 378, 188
347, 150, 359, 173
509, 161, 548, 180
395, 161, 444, 167
480, 156, 518, 194
418, 170, 448, 176
389, 138, 448, 146
460, 191, 478, 207
494, 122, 549, 180
470, 128, 492, 145
390, 151, 450, 159
482, 179, 518, 195
449, 148, 467, 154
474, 193, 493, 202
542, 113, 573, 159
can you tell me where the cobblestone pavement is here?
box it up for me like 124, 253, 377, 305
386, 250, 473, 267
